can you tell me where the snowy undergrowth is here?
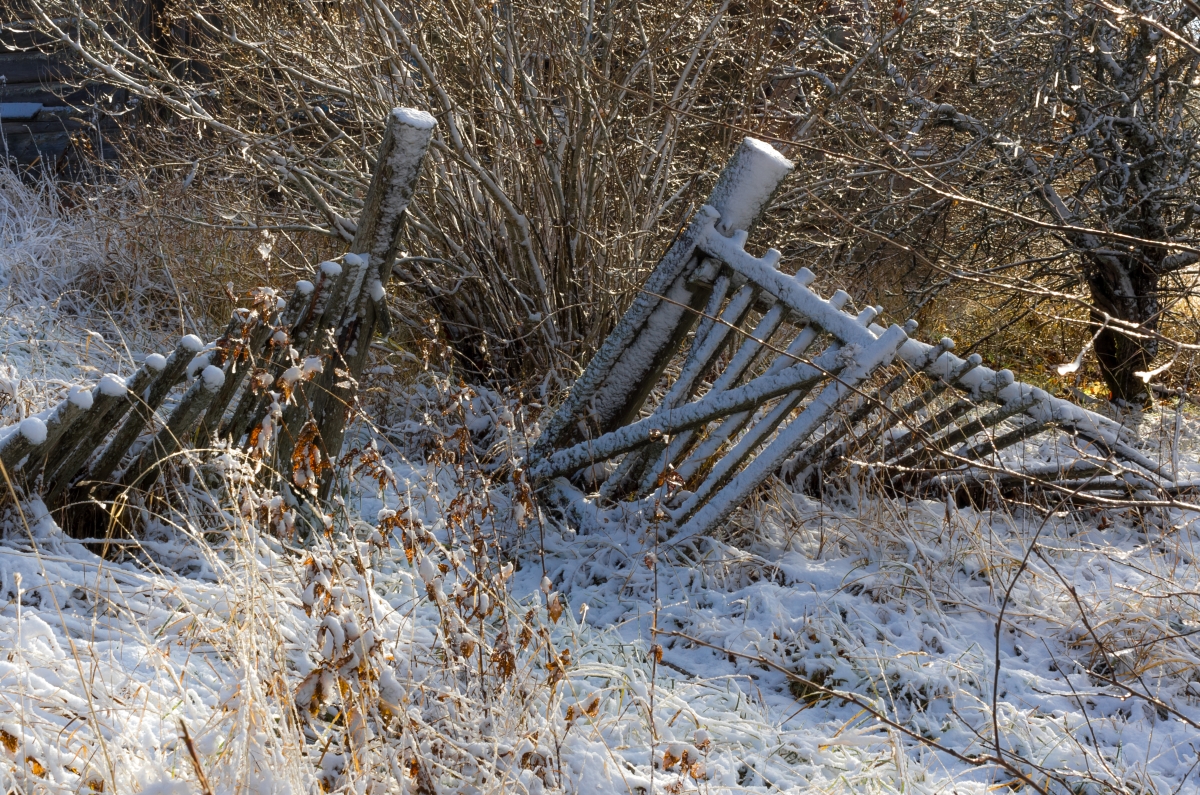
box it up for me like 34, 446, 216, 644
1, 351, 1200, 794
0, 170, 164, 424
5, 384, 1200, 795
3, 170, 1200, 793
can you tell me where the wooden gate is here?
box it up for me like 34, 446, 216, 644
528, 137, 1183, 541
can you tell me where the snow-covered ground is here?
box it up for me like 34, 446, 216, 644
2, 172, 1200, 795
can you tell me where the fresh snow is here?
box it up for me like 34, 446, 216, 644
67, 386, 93, 409
17, 416, 46, 444
301, 356, 323, 377
201, 364, 226, 389
0, 342, 1198, 795
1, 167, 1199, 795
391, 107, 437, 130
98, 373, 127, 396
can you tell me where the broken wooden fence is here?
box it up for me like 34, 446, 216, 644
528, 137, 1185, 541
0, 121, 1183, 541
0, 107, 436, 523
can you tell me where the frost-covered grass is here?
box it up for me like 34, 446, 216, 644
3, 362, 1199, 795
2, 170, 1200, 794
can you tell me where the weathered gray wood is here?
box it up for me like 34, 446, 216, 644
877, 369, 1015, 465
781, 337, 955, 485
668, 290, 851, 489
0, 386, 94, 480
662, 306, 881, 508
86, 338, 198, 487
528, 342, 859, 483
888, 389, 1043, 478
120, 370, 225, 491
672, 324, 909, 538
44, 365, 159, 506
197, 311, 272, 445
222, 283, 315, 444
600, 279, 791, 500
959, 417, 1051, 462
530, 139, 795, 463
616, 271, 736, 494
853, 354, 984, 462
306, 109, 437, 499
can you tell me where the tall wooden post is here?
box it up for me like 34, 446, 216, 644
274, 109, 435, 499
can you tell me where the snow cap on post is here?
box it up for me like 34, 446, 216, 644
708, 138, 794, 235
528, 136, 794, 461
358, 108, 438, 278
19, 417, 47, 445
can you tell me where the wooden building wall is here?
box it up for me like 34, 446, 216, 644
1, 5, 147, 171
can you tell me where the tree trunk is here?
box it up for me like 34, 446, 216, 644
1086, 253, 1159, 406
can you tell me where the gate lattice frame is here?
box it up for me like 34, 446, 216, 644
528, 137, 1174, 541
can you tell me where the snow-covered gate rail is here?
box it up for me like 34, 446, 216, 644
0, 108, 436, 521
528, 137, 1184, 539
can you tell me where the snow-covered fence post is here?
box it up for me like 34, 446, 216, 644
119, 364, 227, 493
0, 387, 93, 484
529, 138, 794, 464
273, 108, 435, 499
84, 335, 204, 488
38, 363, 163, 503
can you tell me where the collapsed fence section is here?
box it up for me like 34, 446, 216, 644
0, 108, 436, 529
529, 137, 1188, 540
